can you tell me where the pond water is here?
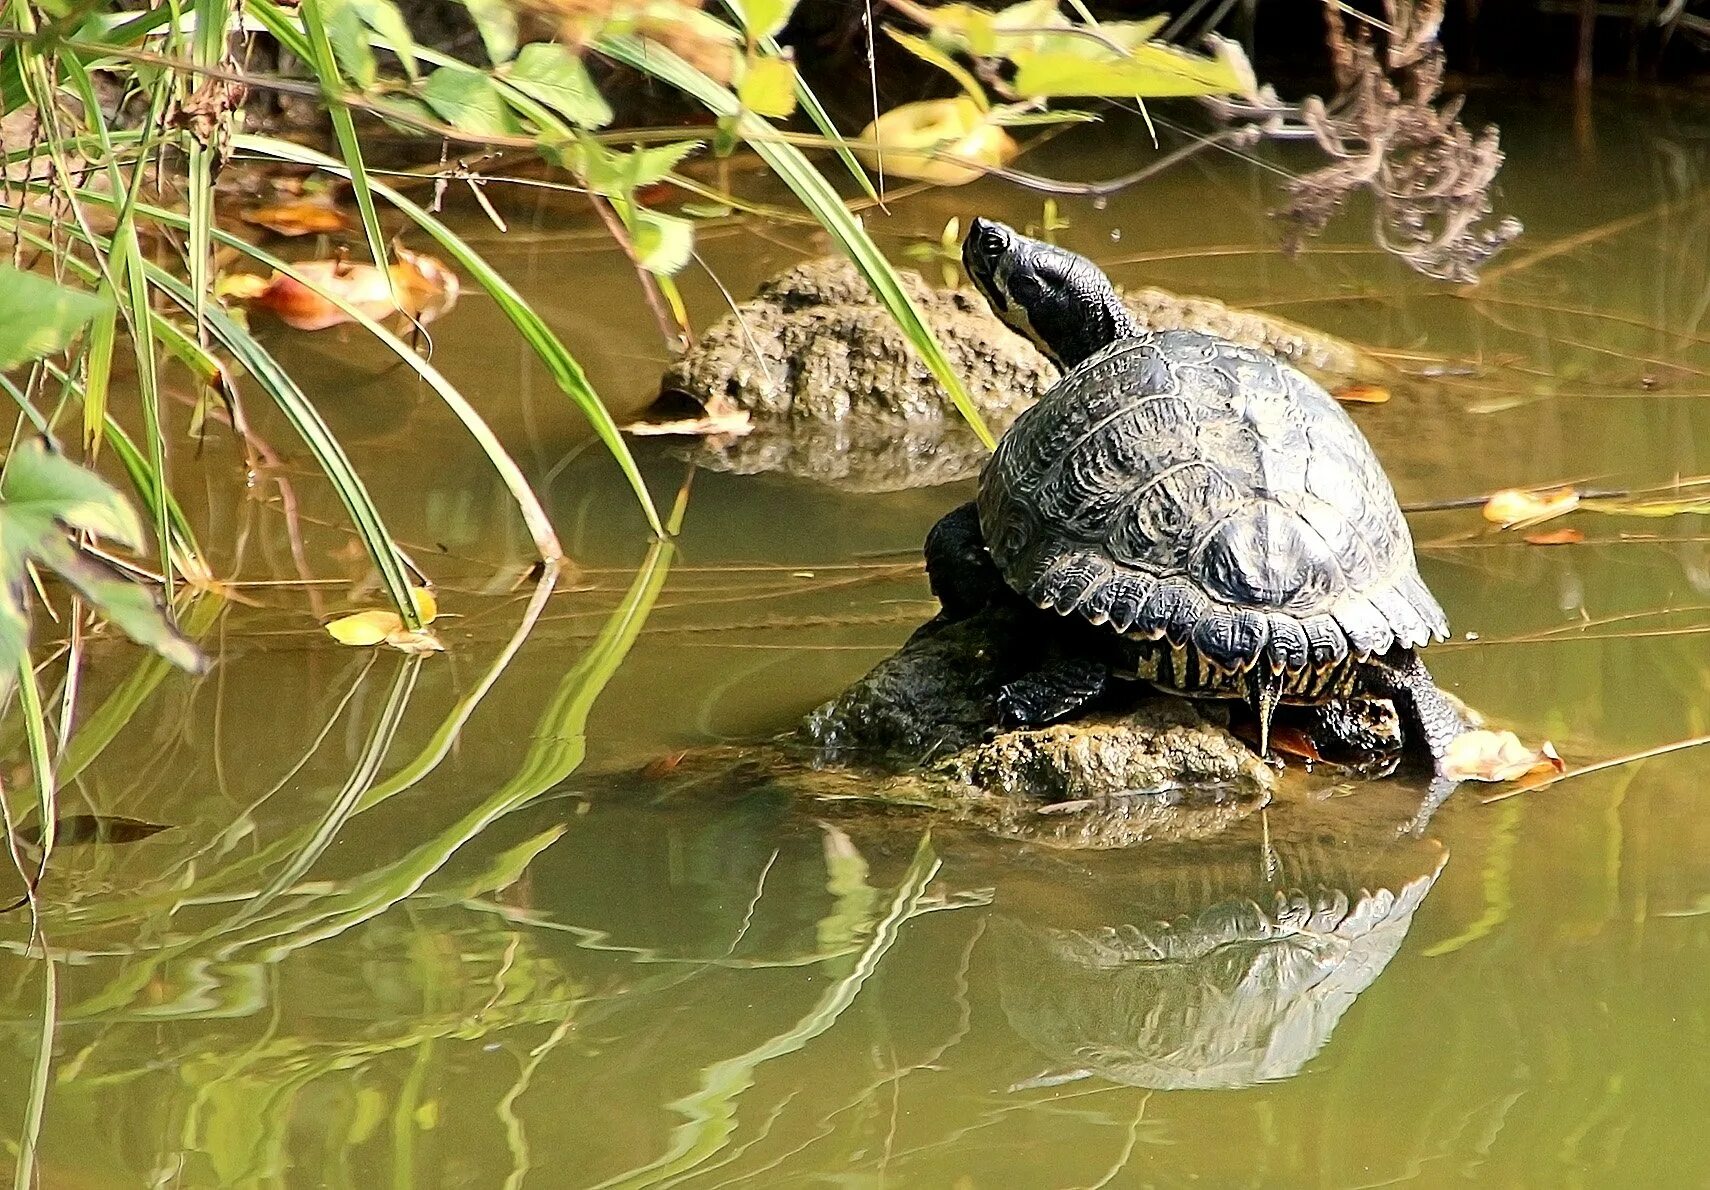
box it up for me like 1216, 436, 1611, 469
6, 88, 1710, 1187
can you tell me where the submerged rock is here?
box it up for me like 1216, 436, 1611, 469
653, 257, 1384, 490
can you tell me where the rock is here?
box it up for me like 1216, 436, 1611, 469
939, 712, 1269, 804
795, 602, 1275, 845
662, 257, 1048, 427
652, 257, 1385, 489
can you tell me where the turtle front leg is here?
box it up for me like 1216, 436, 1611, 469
1361, 649, 1469, 770
925, 501, 1008, 620
997, 655, 1111, 729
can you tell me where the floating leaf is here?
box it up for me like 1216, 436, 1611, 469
1482, 486, 1579, 528
325, 587, 441, 653
421, 64, 518, 137
506, 42, 614, 129
857, 97, 1017, 185
1334, 383, 1391, 404
240, 196, 350, 237
0, 265, 109, 370
1441, 730, 1562, 784
1524, 527, 1585, 546
738, 54, 797, 119
326, 608, 398, 646
221, 250, 459, 331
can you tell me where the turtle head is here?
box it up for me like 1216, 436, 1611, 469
963, 217, 1138, 370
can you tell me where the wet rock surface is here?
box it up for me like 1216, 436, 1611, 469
653, 258, 1384, 489
608, 605, 1272, 848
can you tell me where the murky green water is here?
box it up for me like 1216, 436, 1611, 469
7, 90, 1710, 1187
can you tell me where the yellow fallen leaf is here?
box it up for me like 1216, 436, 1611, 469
241, 196, 351, 237
1482, 486, 1580, 528
1441, 729, 1563, 783
326, 609, 401, 646
857, 97, 1017, 185
326, 587, 439, 649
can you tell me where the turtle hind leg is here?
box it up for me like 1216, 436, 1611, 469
925, 501, 1007, 620
997, 656, 1111, 729
1362, 649, 1468, 769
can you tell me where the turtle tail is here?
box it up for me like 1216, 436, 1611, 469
1247, 667, 1284, 760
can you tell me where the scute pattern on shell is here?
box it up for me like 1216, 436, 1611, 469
978, 330, 1447, 675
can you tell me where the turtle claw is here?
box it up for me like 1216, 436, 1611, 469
996, 656, 1111, 729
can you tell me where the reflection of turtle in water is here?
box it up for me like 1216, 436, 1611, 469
927, 219, 1467, 769
993, 830, 1447, 1090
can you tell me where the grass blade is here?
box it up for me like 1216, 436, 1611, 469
238, 132, 667, 537
595, 34, 992, 447
297, 0, 393, 276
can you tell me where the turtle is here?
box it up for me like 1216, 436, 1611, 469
925, 218, 1468, 771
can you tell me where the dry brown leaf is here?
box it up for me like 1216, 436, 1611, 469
623, 406, 752, 438
1441, 729, 1562, 783
241, 197, 350, 237
1482, 486, 1580, 528
1333, 383, 1391, 404
220, 250, 459, 331
640, 750, 688, 779
1235, 720, 1323, 763
1523, 527, 1585, 546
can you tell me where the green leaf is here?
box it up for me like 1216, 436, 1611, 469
885, 29, 988, 109
1010, 38, 1250, 99
0, 441, 204, 674
239, 133, 666, 538
627, 205, 694, 276
740, 0, 798, 41
323, 0, 378, 88
421, 64, 518, 136
33, 537, 205, 673
738, 54, 797, 119
461, 0, 518, 64
350, 0, 420, 78
506, 42, 613, 129
596, 34, 994, 449
1, 438, 142, 547
0, 267, 109, 371
571, 137, 702, 197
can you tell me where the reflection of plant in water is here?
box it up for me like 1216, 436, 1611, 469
1212, 0, 1522, 283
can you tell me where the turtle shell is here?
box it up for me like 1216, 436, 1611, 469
978, 329, 1447, 677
